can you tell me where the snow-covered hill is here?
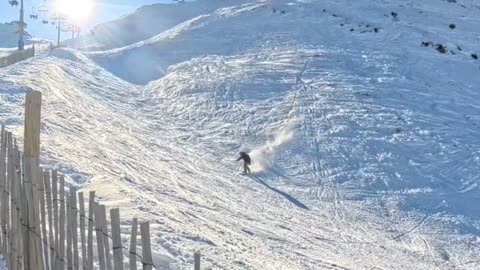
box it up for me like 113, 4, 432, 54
1, 0, 480, 269
66, 0, 251, 51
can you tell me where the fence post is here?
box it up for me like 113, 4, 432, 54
140, 222, 152, 270
94, 203, 106, 270
87, 191, 95, 270
194, 251, 201, 270
78, 192, 87, 270
110, 209, 123, 270
24, 90, 43, 270
129, 218, 138, 270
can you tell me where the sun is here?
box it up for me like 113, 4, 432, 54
56, 0, 94, 21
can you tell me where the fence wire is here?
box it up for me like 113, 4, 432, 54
4, 181, 163, 270
0, 138, 163, 270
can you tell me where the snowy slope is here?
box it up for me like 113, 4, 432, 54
1, 0, 480, 269
65, 0, 251, 51
86, 1, 270, 84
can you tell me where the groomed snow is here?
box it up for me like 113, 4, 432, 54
1, 0, 480, 269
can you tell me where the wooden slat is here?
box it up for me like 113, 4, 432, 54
39, 167, 50, 269
4, 132, 13, 269
33, 166, 45, 270
100, 205, 113, 270
110, 209, 123, 270
78, 192, 87, 270
71, 188, 79, 270
6, 132, 14, 270
86, 191, 95, 270
194, 251, 201, 270
52, 170, 59, 269
129, 218, 138, 270
58, 175, 66, 270
9, 138, 18, 270
14, 144, 23, 270
24, 157, 37, 269
140, 222, 152, 270
94, 203, 106, 270
21, 155, 30, 269
67, 192, 73, 270
44, 170, 55, 270
0, 127, 7, 266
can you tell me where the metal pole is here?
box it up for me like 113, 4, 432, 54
57, 19, 61, 46
18, 0, 25, 50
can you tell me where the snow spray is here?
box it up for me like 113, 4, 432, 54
249, 118, 300, 173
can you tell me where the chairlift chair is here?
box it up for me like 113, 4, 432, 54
30, 6, 39, 19
38, 5, 48, 12
9, 0, 19, 7
42, 20, 49, 24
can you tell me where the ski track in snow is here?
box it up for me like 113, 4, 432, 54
1, 0, 480, 269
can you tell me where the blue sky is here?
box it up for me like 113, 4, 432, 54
1, 0, 173, 40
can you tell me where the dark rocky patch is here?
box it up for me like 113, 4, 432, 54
436, 44, 448, 54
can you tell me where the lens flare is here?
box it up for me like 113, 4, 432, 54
56, 0, 94, 21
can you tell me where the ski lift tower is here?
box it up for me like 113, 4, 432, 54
11, 0, 26, 50
19, 0, 24, 50
50, 13, 66, 46
34, 0, 64, 45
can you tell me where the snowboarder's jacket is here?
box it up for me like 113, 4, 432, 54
237, 152, 251, 165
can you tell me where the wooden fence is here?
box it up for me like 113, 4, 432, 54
0, 90, 202, 269
0, 47, 35, 68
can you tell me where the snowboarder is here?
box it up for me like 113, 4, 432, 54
237, 151, 251, 174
